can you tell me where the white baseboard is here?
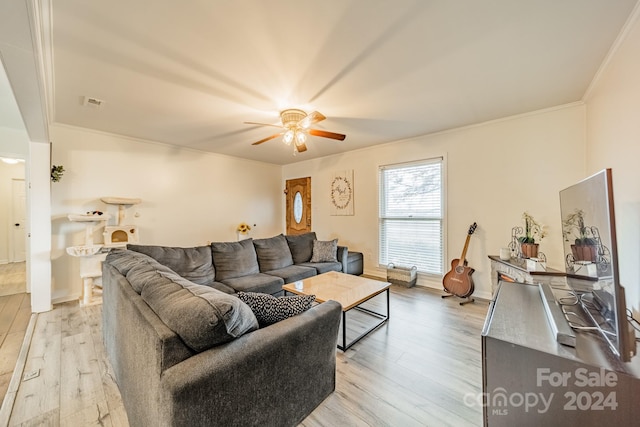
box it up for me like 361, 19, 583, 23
52, 293, 81, 305
362, 268, 491, 301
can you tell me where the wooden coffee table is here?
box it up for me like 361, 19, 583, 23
283, 271, 391, 351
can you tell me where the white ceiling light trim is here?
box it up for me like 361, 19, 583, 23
1, 157, 25, 164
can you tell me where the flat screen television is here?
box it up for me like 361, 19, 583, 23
559, 168, 635, 362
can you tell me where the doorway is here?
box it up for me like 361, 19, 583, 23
285, 177, 311, 235
0, 160, 26, 296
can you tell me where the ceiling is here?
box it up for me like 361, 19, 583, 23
37, 1, 640, 164
0, 64, 25, 132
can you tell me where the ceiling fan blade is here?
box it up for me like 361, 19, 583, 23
298, 111, 326, 129
244, 121, 283, 129
295, 142, 308, 153
308, 129, 346, 141
252, 132, 283, 145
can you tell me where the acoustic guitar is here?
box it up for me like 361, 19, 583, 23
442, 222, 477, 298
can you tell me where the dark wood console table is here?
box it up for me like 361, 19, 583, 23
481, 279, 640, 426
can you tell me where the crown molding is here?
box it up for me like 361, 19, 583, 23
26, 0, 54, 128
583, 0, 640, 101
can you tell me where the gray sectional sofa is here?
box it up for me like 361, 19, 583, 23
102, 232, 345, 426
128, 232, 348, 295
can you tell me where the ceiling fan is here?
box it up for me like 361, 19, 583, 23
245, 109, 346, 153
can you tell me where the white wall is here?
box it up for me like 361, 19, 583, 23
0, 126, 30, 158
283, 105, 586, 299
0, 161, 25, 263
50, 124, 283, 303
0, 125, 28, 265
29, 141, 52, 312
585, 8, 640, 312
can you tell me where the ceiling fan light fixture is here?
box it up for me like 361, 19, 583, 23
283, 130, 294, 145
295, 130, 307, 145
280, 109, 306, 128
247, 108, 345, 152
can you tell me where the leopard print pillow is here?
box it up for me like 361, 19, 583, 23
236, 291, 316, 325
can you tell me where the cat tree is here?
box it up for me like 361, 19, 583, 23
66, 197, 141, 305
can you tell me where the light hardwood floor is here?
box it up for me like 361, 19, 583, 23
6, 284, 488, 426
0, 262, 30, 406
0, 263, 27, 298
0, 294, 31, 406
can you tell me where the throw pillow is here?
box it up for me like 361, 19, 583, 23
309, 239, 338, 263
236, 291, 316, 325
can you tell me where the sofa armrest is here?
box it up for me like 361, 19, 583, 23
337, 245, 348, 272
159, 300, 342, 427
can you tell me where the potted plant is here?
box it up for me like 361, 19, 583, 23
51, 165, 65, 182
562, 209, 597, 262
517, 212, 546, 258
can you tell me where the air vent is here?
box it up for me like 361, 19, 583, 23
83, 96, 104, 108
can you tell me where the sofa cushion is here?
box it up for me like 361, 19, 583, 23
299, 261, 343, 274
127, 244, 216, 287
141, 270, 258, 352
263, 265, 317, 283
124, 256, 234, 295
310, 239, 338, 263
220, 273, 284, 295
106, 249, 177, 293
285, 232, 317, 264
126, 261, 173, 294
253, 234, 294, 271
236, 291, 316, 325
346, 251, 364, 275
211, 239, 260, 281
106, 248, 173, 277
208, 281, 237, 294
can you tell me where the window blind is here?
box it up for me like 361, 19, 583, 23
379, 158, 444, 275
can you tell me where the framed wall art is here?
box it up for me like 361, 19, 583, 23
330, 170, 354, 216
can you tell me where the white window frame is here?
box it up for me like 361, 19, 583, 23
378, 157, 446, 277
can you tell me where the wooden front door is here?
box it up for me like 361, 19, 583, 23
286, 177, 311, 235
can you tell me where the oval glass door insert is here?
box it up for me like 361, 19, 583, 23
293, 192, 303, 223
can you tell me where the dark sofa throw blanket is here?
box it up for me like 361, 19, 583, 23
237, 291, 316, 325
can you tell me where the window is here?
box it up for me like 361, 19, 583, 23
379, 158, 444, 275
